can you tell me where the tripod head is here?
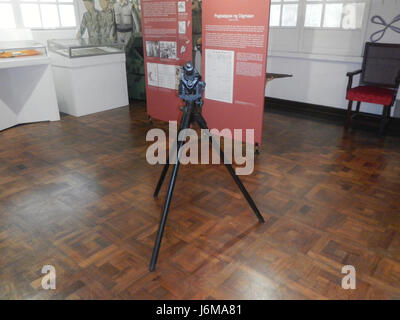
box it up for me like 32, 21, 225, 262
178, 62, 205, 104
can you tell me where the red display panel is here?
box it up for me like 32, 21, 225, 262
202, 0, 270, 145
140, 0, 193, 122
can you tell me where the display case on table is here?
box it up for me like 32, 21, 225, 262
48, 39, 129, 117
47, 39, 125, 58
0, 40, 60, 131
0, 41, 47, 59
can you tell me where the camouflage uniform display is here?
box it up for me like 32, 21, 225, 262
78, 9, 101, 40
99, 7, 116, 41
132, 3, 141, 34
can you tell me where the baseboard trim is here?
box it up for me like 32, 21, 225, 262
265, 97, 400, 135
265, 97, 346, 122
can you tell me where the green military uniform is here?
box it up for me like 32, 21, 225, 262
99, 7, 116, 41
79, 9, 101, 39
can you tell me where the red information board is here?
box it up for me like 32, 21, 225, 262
202, 0, 270, 145
141, 0, 192, 122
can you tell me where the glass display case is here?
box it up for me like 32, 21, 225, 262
0, 41, 47, 59
48, 39, 125, 58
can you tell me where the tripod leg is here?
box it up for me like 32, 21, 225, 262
149, 143, 183, 271
153, 163, 169, 198
195, 114, 265, 223
153, 117, 184, 198
220, 155, 265, 223
150, 104, 193, 272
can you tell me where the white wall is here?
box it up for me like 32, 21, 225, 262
266, 54, 362, 110
266, 0, 400, 116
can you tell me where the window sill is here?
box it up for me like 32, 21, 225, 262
31, 27, 77, 31
267, 50, 363, 64
303, 27, 363, 31
269, 26, 298, 29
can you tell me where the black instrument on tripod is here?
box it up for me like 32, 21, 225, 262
149, 62, 264, 271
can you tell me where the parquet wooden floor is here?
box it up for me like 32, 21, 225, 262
1, 102, 400, 299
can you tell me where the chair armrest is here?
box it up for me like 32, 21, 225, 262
346, 69, 362, 91
346, 69, 362, 77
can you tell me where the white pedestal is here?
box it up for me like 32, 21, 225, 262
49, 53, 129, 117
0, 56, 60, 131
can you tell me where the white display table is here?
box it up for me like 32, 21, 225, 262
0, 56, 60, 131
49, 52, 129, 117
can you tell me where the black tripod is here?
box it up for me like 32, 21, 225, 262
149, 62, 264, 272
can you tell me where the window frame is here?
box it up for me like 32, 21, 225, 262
269, 0, 300, 29
268, 0, 371, 57
0, 0, 18, 29
303, 0, 367, 31
270, 0, 369, 30
3, 0, 79, 31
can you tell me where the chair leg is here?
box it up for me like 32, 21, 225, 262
379, 105, 390, 135
345, 100, 353, 129
355, 101, 361, 113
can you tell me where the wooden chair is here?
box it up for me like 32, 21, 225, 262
345, 42, 400, 134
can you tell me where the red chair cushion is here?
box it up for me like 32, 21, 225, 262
347, 86, 395, 106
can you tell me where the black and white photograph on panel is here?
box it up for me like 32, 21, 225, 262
145, 41, 160, 58
160, 41, 177, 59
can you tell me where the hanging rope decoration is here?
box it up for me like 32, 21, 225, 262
370, 14, 400, 42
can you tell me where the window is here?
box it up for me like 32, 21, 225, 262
270, 0, 366, 29
0, 0, 77, 30
270, 0, 299, 27
19, 0, 76, 28
0, 0, 17, 28
268, 0, 369, 56
304, 0, 365, 29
